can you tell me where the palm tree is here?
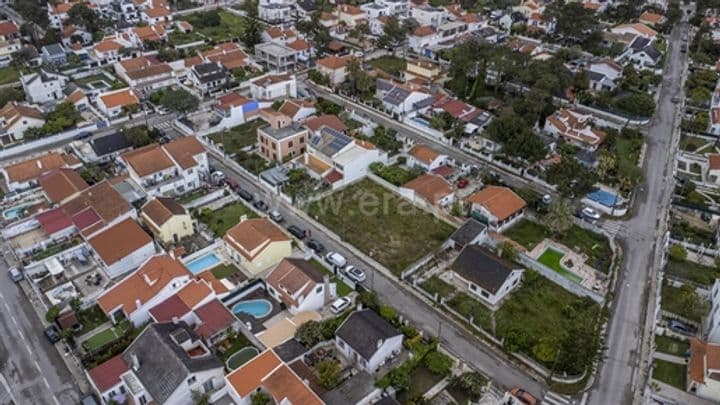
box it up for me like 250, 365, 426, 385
544, 199, 574, 234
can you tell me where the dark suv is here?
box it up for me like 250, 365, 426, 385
287, 225, 306, 239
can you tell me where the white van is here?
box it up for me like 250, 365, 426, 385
324, 252, 347, 269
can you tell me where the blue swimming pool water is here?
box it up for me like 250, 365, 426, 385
3, 204, 31, 220
232, 299, 272, 318
186, 252, 221, 274
586, 189, 621, 208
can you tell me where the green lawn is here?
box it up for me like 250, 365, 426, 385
419, 275, 456, 299
310, 259, 353, 297
614, 136, 643, 167
653, 359, 686, 389
556, 226, 613, 274
368, 56, 407, 77
446, 292, 492, 331
197, 202, 258, 236
660, 284, 709, 322
370, 163, 422, 186
176, 189, 207, 204
666, 258, 720, 287
670, 221, 716, 246
75, 305, 109, 337
236, 152, 272, 175
211, 263, 242, 279
179, 10, 247, 42
504, 219, 550, 250
226, 347, 259, 370
495, 271, 601, 375
679, 135, 711, 152
0, 66, 20, 85
209, 120, 265, 156
397, 365, 443, 404
537, 248, 583, 283
220, 333, 253, 362
307, 179, 455, 275
84, 322, 129, 351
168, 30, 205, 46
655, 335, 690, 357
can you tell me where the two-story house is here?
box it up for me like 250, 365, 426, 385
190, 62, 228, 96
87, 217, 156, 278
543, 109, 607, 152
257, 123, 309, 162
0, 102, 45, 144
140, 197, 194, 245
223, 217, 292, 275
265, 258, 335, 314
335, 309, 403, 373
20, 71, 69, 104
250, 73, 297, 100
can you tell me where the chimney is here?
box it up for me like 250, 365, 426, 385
135, 299, 142, 310
131, 353, 140, 371
172, 316, 179, 324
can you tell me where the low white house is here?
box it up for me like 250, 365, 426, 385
465, 186, 527, 232
265, 258, 335, 314
381, 84, 432, 118
335, 309, 403, 373
449, 245, 523, 307
0, 102, 45, 144
407, 144, 447, 171
20, 71, 69, 104
87, 218, 156, 278
543, 109, 607, 152
249, 73, 297, 100
96, 88, 140, 118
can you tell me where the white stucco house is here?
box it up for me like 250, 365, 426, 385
20, 71, 69, 104
335, 309, 403, 373
265, 258, 335, 314
449, 245, 523, 307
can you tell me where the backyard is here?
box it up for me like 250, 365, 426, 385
503, 219, 550, 250
537, 248, 583, 283
209, 120, 265, 156
655, 335, 690, 357
310, 259, 354, 297
670, 220, 716, 247
83, 321, 130, 352
211, 263, 242, 279
368, 56, 407, 78
178, 10, 247, 42
660, 283, 709, 322
307, 179, 455, 275
196, 202, 258, 236
445, 292, 493, 332
419, 275, 456, 300
168, 30, 205, 46
0, 66, 20, 85
652, 359, 686, 390
75, 305, 109, 337
495, 271, 601, 375
666, 258, 720, 287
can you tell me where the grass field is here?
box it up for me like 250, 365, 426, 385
209, 120, 265, 156
503, 219, 550, 250
211, 263, 242, 279
368, 56, 407, 77
537, 249, 583, 283
495, 271, 601, 375
179, 10, 247, 42
197, 202, 258, 236
666, 258, 720, 287
652, 359, 686, 389
655, 335, 690, 357
419, 275, 456, 299
660, 284, 709, 322
0, 66, 20, 85
84, 322, 129, 351
446, 292, 493, 331
307, 179, 455, 275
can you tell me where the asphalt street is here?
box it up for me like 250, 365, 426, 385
209, 154, 549, 398
0, 257, 79, 405
587, 21, 688, 405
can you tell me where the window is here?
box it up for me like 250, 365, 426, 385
338, 339, 345, 349
469, 284, 477, 291
139, 396, 147, 405
187, 376, 196, 385
202, 379, 214, 393
315, 286, 322, 293
480, 290, 489, 298
300, 137, 305, 143
288, 141, 293, 147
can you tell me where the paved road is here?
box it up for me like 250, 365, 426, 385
303, 82, 557, 198
209, 154, 549, 398
587, 21, 688, 405
0, 258, 79, 405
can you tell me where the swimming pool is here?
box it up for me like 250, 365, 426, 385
226, 347, 259, 370
585, 189, 622, 208
185, 252, 221, 275
3, 204, 32, 220
232, 299, 272, 319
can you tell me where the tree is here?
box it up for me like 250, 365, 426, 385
0, 88, 24, 106
378, 16, 406, 49
484, 113, 547, 162
617, 160, 643, 191
157, 47, 180, 62
668, 245, 688, 262
423, 351, 453, 376
547, 2, 597, 40
242, 17, 263, 50
70, 297, 82, 312
615, 93, 656, 118
125, 125, 153, 148
595, 151, 617, 181
316, 359, 341, 389
544, 199, 574, 234
677, 284, 703, 320
297, 12, 331, 52
157, 88, 200, 114
545, 158, 597, 197
295, 320, 324, 346
191, 391, 210, 405
45, 306, 60, 323
450, 372, 487, 401
379, 304, 397, 323
68, 3, 105, 34
499, 241, 518, 262
250, 392, 272, 405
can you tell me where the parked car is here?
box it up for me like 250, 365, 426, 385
237, 189, 254, 202
254, 200, 269, 211
325, 252, 347, 268
80, 393, 100, 405
344, 265, 366, 283
269, 210, 283, 222
668, 320, 696, 336
287, 225, 306, 239
44, 325, 61, 343
456, 178, 469, 188
74, 131, 91, 140
581, 206, 601, 221
306, 239, 325, 254
330, 297, 352, 314
8, 267, 22, 283
225, 178, 239, 191
509, 388, 537, 405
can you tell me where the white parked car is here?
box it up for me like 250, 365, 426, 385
344, 265, 366, 283
325, 252, 347, 269
330, 297, 352, 314
581, 206, 601, 220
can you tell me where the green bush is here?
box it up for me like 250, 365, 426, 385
423, 351, 453, 376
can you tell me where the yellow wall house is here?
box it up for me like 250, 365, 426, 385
223, 218, 292, 275
405, 59, 441, 83
140, 197, 194, 244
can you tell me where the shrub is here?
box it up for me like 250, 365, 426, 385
45, 305, 61, 323
400, 325, 419, 338
379, 304, 397, 323
668, 245, 688, 262
316, 359, 341, 389
423, 351, 453, 376
295, 321, 324, 346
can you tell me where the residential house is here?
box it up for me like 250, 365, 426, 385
38, 168, 89, 204
92, 38, 126, 64
448, 218, 488, 250
687, 338, 720, 402
316, 55, 353, 86
61, 25, 92, 47
711, 108, 720, 136
611, 22, 658, 39
0, 21, 21, 57
304, 114, 348, 135
88, 218, 156, 278
277, 99, 316, 122
304, 126, 387, 186
587, 59, 623, 91
114, 56, 175, 93
130, 24, 168, 46
405, 59, 441, 83
201, 42, 248, 71
223, 217, 292, 274
65, 88, 89, 111
335, 309, 403, 373
57, 179, 135, 238
20, 71, 69, 104
527, 12, 556, 34
119, 136, 208, 197
400, 173, 455, 206
259, 0, 294, 23
262, 27, 297, 44
430, 96, 493, 134
465, 186, 527, 232
96, 88, 140, 118
707, 154, 720, 185
225, 349, 323, 405
265, 258, 334, 314
319, 11, 339, 27
543, 109, 607, 151
257, 123, 309, 162
707, 279, 720, 344
450, 245, 523, 306
212, 92, 260, 129
250, 73, 297, 100
287, 39, 312, 62
96, 255, 193, 325
190, 62, 228, 96
76, 131, 133, 163
408, 23, 472, 58
141, 4, 171, 25
381, 84, 432, 118
86, 354, 130, 404
121, 322, 225, 405
0, 102, 45, 145
639, 11, 665, 26
41, 43, 67, 65
337, 4, 367, 27
140, 197, 194, 244
48, 1, 96, 29
620, 36, 662, 69
379, 0, 410, 17
1, 152, 80, 191
407, 144, 447, 171
193, 299, 240, 346
412, 5, 446, 27
361, 2, 390, 19
254, 42, 299, 72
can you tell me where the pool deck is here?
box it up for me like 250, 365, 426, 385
231, 289, 283, 333
529, 239, 608, 294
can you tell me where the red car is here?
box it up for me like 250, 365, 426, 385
456, 178, 469, 188
510, 388, 537, 405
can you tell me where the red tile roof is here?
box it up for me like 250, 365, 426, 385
87, 354, 129, 392
38, 168, 88, 203
88, 218, 153, 266
35, 207, 73, 235
149, 294, 191, 322
194, 299, 236, 340
466, 186, 527, 221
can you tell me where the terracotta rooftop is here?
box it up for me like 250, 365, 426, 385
4, 152, 78, 183
121, 144, 174, 177
304, 114, 347, 132
141, 197, 187, 227
99, 89, 139, 109
162, 136, 206, 170
38, 168, 89, 203
61, 180, 131, 232
87, 354, 129, 393
194, 299, 236, 340
224, 218, 290, 260
465, 186, 527, 222
402, 173, 453, 204
408, 144, 441, 165
88, 218, 153, 266
176, 279, 213, 309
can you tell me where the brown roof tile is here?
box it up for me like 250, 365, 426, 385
88, 218, 153, 265
402, 173, 453, 204
38, 168, 89, 203
141, 197, 187, 227
465, 186, 527, 221
223, 218, 290, 260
